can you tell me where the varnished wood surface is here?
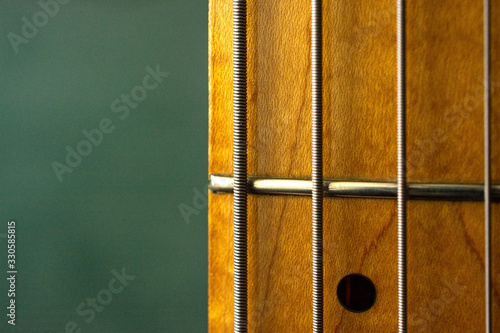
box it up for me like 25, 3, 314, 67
209, 0, 500, 331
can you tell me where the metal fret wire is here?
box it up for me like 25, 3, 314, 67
484, 0, 492, 331
312, 0, 323, 332
233, 0, 248, 331
397, 0, 407, 331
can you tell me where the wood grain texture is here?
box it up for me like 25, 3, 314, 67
209, 0, 500, 331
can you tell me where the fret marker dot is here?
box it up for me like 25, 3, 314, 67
337, 274, 376, 313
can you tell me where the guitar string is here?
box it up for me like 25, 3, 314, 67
484, 0, 491, 331
233, 0, 248, 331
228, 2, 491, 332
229, 2, 489, 332
311, 0, 324, 332
397, 0, 408, 332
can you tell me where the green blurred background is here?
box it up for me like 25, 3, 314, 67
0, 1, 208, 332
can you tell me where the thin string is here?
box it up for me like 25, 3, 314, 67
233, 0, 248, 331
483, 0, 491, 331
311, 0, 324, 332
397, 0, 408, 331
